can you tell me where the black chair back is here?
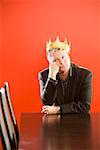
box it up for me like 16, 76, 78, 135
0, 87, 17, 149
4, 82, 19, 146
0, 95, 11, 150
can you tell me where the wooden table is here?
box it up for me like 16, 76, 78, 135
19, 113, 100, 150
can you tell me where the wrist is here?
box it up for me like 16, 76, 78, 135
49, 73, 56, 80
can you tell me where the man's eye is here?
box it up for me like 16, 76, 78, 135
54, 59, 58, 62
62, 56, 64, 59
57, 48, 60, 50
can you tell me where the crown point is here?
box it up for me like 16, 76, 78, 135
64, 38, 67, 42
64, 38, 68, 43
56, 36, 60, 41
49, 38, 51, 42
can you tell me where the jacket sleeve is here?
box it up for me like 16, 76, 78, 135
60, 72, 92, 114
38, 72, 58, 105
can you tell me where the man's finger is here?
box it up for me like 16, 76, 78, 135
41, 109, 47, 113
52, 103, 55, 106
41, 109, 48, 115
42, 105, 49, 109
42, 108, 47, 112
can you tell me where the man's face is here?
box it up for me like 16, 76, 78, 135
47, 49, 71, 73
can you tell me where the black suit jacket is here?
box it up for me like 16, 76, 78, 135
38, 63, 92, 113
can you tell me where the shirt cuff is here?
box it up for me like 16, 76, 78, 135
60, 104, 73, 114
48, 78, 58, 85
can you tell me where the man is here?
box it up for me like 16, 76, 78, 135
38, 36, 92, 114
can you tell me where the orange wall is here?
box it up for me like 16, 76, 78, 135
1, 0, 100, 122
0, 0, 2, 84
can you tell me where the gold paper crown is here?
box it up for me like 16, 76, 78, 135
46, 36, 71, 53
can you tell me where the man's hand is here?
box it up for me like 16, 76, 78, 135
41, 105, 61, 115
49, 62, 59, 80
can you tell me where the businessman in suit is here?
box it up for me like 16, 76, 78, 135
38, 36, 92, 115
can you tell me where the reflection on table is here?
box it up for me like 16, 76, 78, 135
19, 113, 100, 150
